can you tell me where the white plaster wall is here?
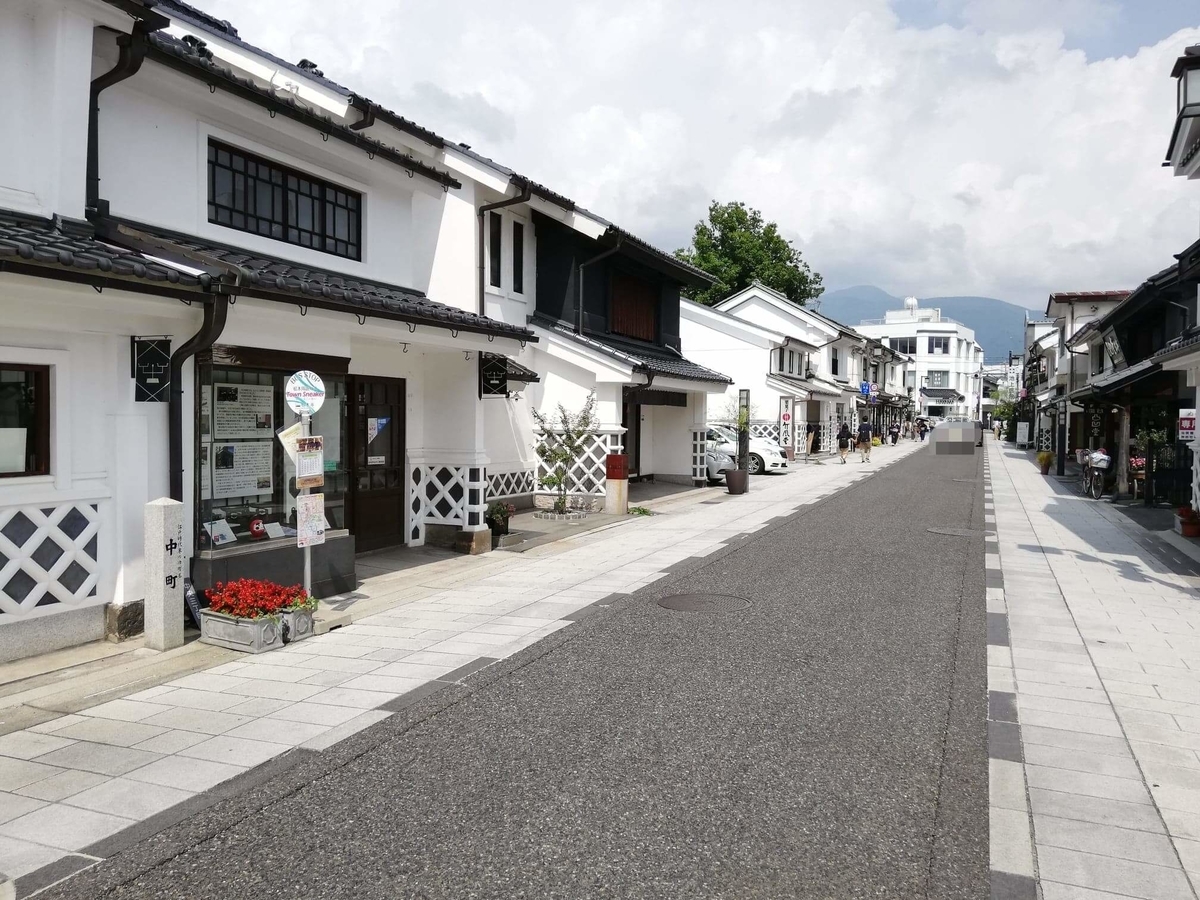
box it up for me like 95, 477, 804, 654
679, 313, 781, 422
0, 276, 197, 618
0, 2, 92, 217
98, 63, 420, 292
526, 349, 623, 428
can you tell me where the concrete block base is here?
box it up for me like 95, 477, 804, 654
105, 601, 145, 642
455, 529, 493, 555
0, 605, 105, 664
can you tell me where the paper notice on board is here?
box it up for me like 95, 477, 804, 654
276, 421, 303, 465
367, 417, 379, 445
200, 442, 212, 498
214, 383, 275, 439
297, 493, 325, 548
212, 441, 273, 497
296, 435, 324, 489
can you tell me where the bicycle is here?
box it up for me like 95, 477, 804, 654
1081, 449, 1112, 500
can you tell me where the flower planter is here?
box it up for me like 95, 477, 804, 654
1175, 516, 1200, 538
725, 470, 749, 495
486, 518, 510, 536
281, 608, 314, 643
199, 609, 283, 654
1039, 462, 1052, 475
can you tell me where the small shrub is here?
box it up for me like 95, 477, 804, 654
628, 506, 653, 516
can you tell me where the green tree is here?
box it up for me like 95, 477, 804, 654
675, 200, 823, 307
531, 392, 598, 515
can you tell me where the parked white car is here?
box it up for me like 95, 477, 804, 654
706, 426, 788, 475
705, 446, 736, 483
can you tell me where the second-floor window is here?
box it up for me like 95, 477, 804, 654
609, 272, 657, 342
889, 337, 916, 355
831, 348, 840, 376
788, 351, 796, 374
927, 370, 949, 387
928, 336, 950, 354
489, 213, 502, 288
207, 140, 361, 261
512, 221, 524, 294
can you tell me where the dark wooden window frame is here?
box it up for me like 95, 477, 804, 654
489, 212, 503, 288
607, 269, 659, 344
207, 139, 362, 261
0, 363, 51, 478
511, 219, 525, 295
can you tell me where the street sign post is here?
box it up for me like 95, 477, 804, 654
286, 372, 326, 599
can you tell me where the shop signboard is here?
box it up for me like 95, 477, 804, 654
779, 397, 794, 451
480, 354, 508, 397
1016, 421, 1031, 448
285, 370, 325, 416
1180, 409, 1197, 442
1088, 407, 1106, 439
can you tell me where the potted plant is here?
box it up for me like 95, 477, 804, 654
725, 406, 751, 495
1036, 449, 1055, 475
1176, 506, 1200, 538
485, 500, 517, 535
280, 587, 318, 644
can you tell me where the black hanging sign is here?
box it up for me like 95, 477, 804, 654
1088, 406, 1106, 438
480, 353, 508, 397
132, 337, 171, 402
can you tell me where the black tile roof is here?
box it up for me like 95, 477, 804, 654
534, 318, 729, 384
144, 32, 460, 190
0, 210, 206, 290
155, 0, 355, 97
102, 219, 535, 341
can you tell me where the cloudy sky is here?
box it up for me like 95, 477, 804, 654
198, 0, 1199, 307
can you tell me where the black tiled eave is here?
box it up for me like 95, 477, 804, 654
0, 212, 204, 288
145, 32, 460, 191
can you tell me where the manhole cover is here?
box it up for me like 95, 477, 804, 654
657, 594, 750, 613
926, 527, 994, 537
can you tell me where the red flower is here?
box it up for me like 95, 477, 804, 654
205, 578, 309, 619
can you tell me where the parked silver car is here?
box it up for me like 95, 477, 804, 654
706, 426, 788, 475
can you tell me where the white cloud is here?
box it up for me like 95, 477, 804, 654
197, 0, 1198, 305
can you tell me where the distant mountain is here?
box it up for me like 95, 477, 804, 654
813, 285, 1030, 360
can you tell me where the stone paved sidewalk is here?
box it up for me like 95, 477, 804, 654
986, 439, 1200, 900
0, 441, 922, 888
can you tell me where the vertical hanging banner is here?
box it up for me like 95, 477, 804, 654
779, 396, 794, 453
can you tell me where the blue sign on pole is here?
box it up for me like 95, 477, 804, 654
860, 381, 870, 395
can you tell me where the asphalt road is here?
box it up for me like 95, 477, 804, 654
45, 446, 988, 900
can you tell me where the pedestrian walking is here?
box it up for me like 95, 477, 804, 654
857, 418, 873, 462
837, 422, 851, 463
889, 421, 900, 445
918, 419, 929, 442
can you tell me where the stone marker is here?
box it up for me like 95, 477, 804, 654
144, 497, 184, 651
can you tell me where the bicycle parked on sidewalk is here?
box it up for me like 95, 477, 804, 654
1079, 448, 1113, 500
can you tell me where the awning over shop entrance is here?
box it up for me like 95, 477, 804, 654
1069, 358, 1161, 401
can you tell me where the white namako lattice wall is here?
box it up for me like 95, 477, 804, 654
535, 428, 623, 508
486, 469, 536, 501
408, 464, 488, 546
0, 502, 100, 620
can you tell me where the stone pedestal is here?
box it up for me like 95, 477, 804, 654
144, 497, 184, 652
455, 528, 492, 555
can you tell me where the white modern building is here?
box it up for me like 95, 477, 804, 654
855, 297, 985, 419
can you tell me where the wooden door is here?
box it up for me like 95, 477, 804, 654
622, 398, 641, 478
349, 377, 407, 552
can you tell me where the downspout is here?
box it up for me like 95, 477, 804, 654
169, 290, 230, 501
576, 237, 625, 334
477, 185, 531, 315
87, 18, 163, 218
